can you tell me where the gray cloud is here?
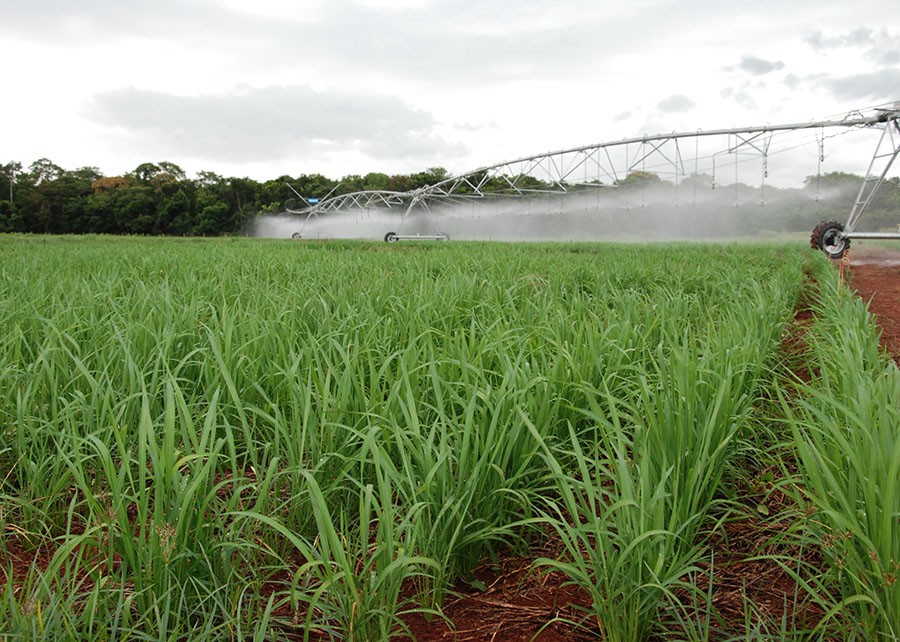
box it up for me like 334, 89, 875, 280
867, 30, 900, 66
805, 27, 900, 68
657, 94, 695, 113
819, 68, 900, 102
737, 55, 785, 76
783, 74, 801, 90
85, 85, 466, 163
720, 87, 757, 110
874, 48, 900, 66
805, 27, 874, 50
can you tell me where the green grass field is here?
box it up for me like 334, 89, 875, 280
0, 235, 896, 641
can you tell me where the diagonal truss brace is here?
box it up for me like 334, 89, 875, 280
845, 115, 900, 233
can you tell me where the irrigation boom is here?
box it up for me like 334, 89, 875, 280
290, 102, 900, 253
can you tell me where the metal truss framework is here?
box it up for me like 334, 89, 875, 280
292, 102, 900, 239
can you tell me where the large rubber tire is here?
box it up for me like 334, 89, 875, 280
291, 232, 302, 239
384, 231, 399, 243
811, 220, 850, 259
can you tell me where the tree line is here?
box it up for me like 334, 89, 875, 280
1, 159, 898, 236
0, 160, 452, 236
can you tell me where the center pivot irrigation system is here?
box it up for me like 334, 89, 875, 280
288, 102, 900, 255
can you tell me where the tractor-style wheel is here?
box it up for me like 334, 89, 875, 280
384, 231, 399, 243
811, 220, 850, 259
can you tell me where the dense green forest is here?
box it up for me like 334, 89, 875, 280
0, 160, 452, 236
1, 159, 898, 236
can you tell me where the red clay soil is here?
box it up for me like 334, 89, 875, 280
400, 549, 597, 642
399, 516, 823, 642
846, 245, 900, 362
0, 535, 55, 587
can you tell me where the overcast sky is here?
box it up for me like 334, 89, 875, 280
1, 0, 898, 183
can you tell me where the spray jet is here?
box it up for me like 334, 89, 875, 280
284, 182, 342, 239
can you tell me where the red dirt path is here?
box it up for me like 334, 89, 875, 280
847, 245, 900, 362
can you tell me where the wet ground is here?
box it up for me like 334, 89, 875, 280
848, 245, 900, 362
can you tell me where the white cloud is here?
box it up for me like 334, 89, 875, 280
820, 69, 900, 102
85, 85, 466, 165
805, 27, 874, 51
804, 26, 900, 68
737, 55, 786, 76
657, 95, 695, 113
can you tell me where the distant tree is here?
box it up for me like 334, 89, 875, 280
1, 161, 22, 204
116, 186, 157, 234
800, 171, 859, 227
338, 174, 365, 194
258, 177, 299, 213
86, 176, 130, 233
409, 167, 450, 189
803, 171, 860, 192
294, 174, 338, 202
84, 191, 120, 233
864, 175, 900, 230
615, 171, 662, 186
157, 189, 193, 235
0, 200, 19, 232
130, 162, 162, 184
195, 170, 226, 190
92, 176, 131, 193
195, 202, 231, 236
363, 172, 390, 191
512, 174, 554, 191
227, 177, 258, 214
386, 174, 412, 192
194, 172, 228, 211
13, 164, 97, 233
157, 161, 186, 182
680, 172, 714, 191
27, 158, 64, 185
130, 161, 186, 194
